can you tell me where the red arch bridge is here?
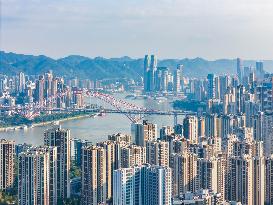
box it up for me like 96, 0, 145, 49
0, 91, 196, 124
86, 91, 196, 124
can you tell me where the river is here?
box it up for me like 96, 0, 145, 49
0, 93, 184, 145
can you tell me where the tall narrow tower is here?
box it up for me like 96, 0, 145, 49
44, 126, 71, 202
237, 58, 243, 83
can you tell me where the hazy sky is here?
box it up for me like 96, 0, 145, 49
1, 0, 273, 59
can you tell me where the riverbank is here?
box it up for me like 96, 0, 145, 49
0, 113, 96, 132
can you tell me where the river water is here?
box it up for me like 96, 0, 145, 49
0, 93, 184, 145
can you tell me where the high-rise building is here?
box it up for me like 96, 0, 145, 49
207, 74, 216, 99
146, 140, 169, 167
97, 140, 117, 200
263, 113, 273, 157
0, 139, 15, 191
252, 112, 264, 142
131, 120, 157, 146
18, 72, 25, 93
253, 154, 265, 205
183, 115, 199, 144
71, 138, 91, 166
215, 76, 220, 99
197, 158, 218, 192
113, 164, 172, 205
81, 145, 107, 205
144, 55, 157, 92
120, 144, 146, 168
237, 58, 243, 83
266, 156, 273, 205
35, 75, 45, 106
228, 155, 254, 205
219, 75, 230, 100
204, 114, 218, 138
236, 85, 245, 113
144, 55, 150, 92
160, 126, 174, 139
44, 126, 71, 201
174, 64, 182, 94
113, 166, 141, 205
170, 151, 198, 196
256, 61, 264, 80
18, 146, 58, 205
45, 70, 53, 99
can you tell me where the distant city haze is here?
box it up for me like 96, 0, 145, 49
1, 0, 273, 60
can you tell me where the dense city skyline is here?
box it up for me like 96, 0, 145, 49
1, 0, 273, 59
1, 1, 273, 204
1, 54, 273, 204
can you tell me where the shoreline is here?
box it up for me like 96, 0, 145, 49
0, 113, 96, 132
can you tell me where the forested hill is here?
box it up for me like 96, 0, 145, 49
1, 51, 273, 80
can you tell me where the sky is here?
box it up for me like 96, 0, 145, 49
1, 0, 273, 60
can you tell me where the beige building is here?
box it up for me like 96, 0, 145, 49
253, 155, 265, 205
18, 146, 57, 205
228, 155, 253, 205
81, 145, 107, 205
131, 120, 157, 146
108, 133, 132, 143
146, 140, 169, 167
183, 115, 199, 144
97, 140, 117, 200
44, 126, 71, 201
0, 139, 15, 191
120, 144, 146, 168
170, 151, 198, 196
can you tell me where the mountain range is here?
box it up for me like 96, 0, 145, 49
1, 51, 273, 80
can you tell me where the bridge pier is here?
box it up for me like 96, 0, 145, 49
174, 113, 178, 126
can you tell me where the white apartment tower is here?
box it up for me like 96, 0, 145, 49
113, 164, 172, 205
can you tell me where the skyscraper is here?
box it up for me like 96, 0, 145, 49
18, 146, 58, 205
237, 58, 243, 83
256, 61, 264, 80
35, 75, 45, 106
81, 145, 107, 205
144, 54, 157, 92
144, 55, 150, 92
170, 151, 198, 196
131, 120, 157, 146
183, 115, 199, 144
97, 140, 117, 200
0, 139, 15, 191
228, 155, 254, 205
120, 144, 146, 168
113, 164, 172, 205
266, 156, 273, 205
207, 74, 216, 99
174, 64, 182, 94
263, 113, 273, 157
146, 140, 169, 167
113, 166, 140, 205
18, 72, 25, 93
44, 126, 71, 201
45, 70, 53, 99
253, 153, 265, 205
